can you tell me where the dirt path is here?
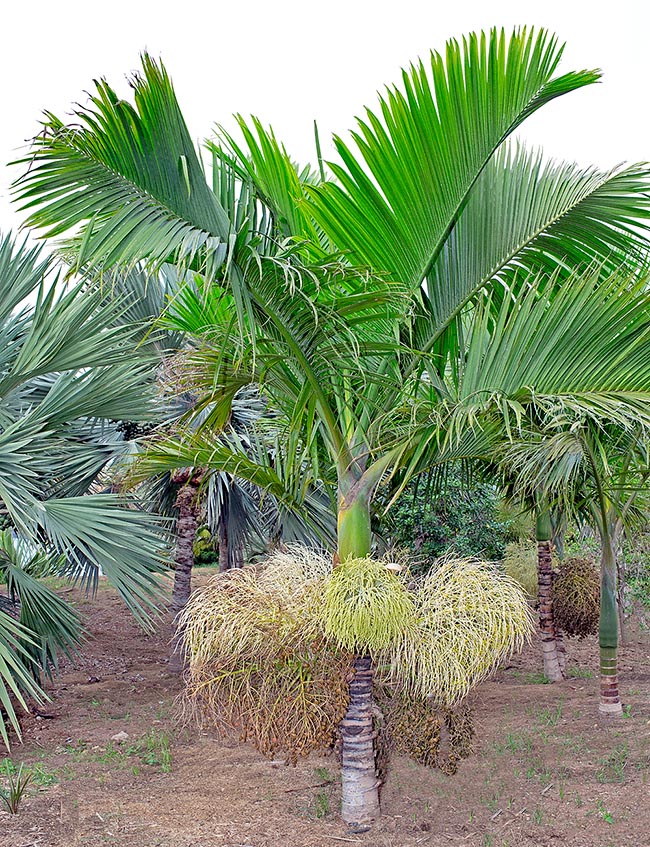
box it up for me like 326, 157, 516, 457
2, 575, 649, 847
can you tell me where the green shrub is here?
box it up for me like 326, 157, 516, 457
380, 471, 521, 572
192, 526, 219, 567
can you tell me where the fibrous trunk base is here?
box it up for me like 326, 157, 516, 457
537, 539, 564, 682
169, 480, 199, 674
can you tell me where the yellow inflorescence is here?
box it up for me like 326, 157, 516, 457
379, 556, 534, 706
320, 556, 416, 652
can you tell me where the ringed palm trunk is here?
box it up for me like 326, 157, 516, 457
599, 531, 622, 716
536, 510, 564, 682
337, 483, 380, 829
169, 474, 200, 673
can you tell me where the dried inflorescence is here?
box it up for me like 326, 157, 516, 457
375, 690, 475, 778
553, 556, 600, 638
180, 550, 353, 764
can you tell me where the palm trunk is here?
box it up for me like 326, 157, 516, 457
537, 510, 564, 682
617, 567, 628, 646
169, 478, 200, 674
337, 486, 380, 829
218, 516, 228, 573
613, 522, 628, 645
599, 533, 622, 716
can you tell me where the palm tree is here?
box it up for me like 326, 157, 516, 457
12, 30, 650, 825
0, 233, 168, 745
501, 410, 650, 715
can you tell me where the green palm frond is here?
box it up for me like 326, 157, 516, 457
13, 55, 231, 276
0, 530, 84, 681
416, 148, 650, 355
456, 266, 650, 403
40, 496, 166, 628
0, 234, 51, 324
212, 117, 323, 247
307, 28, 599, 292
0, 611, 45, 747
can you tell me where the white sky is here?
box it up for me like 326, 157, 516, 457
2, 0, 649, 239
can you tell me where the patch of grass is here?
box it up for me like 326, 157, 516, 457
28, 762, 58, 786
533, 701, 563, 728
566, 666, 594, 679
493, 731, 532, 755
519, 671, 550, 685
532, 806, 543, 824
139, 730, 172, 773
313, 790, 330, 818
62, 729, 173, 773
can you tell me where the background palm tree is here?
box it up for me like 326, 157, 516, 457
0, 233, 168, 745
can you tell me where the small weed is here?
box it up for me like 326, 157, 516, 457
29, 762, 58, 787
139, 730, 172, 773
314, 790, 330, 819
314, 766, 335, 784
494, 731, 532, 756
533, 807, 543, 824
597, 800, 614, 824
482, 793, 500, 811
0, 762, 31, 814
597, 743, 628, 783
622, 704, 632, 718
483, 835, 493, 847
566, 666, 594, 679
575, 793, 583, 807
63, 741, 88, 762
535, 701, 563, 728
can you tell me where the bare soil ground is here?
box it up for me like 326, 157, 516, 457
2, 573, 649, 847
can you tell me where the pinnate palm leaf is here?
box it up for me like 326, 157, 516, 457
13, 56, 231, 275
307, 28, 600, 292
